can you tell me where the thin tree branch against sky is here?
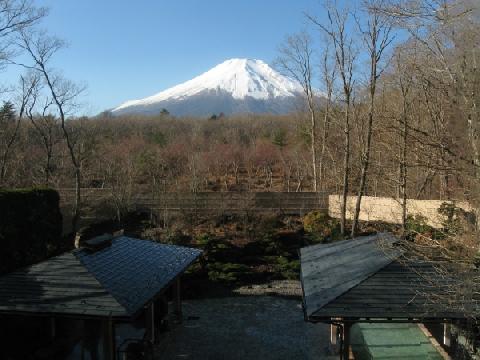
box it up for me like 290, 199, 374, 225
1, 0, 358, 115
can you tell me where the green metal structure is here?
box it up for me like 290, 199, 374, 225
350, 323, 443, 360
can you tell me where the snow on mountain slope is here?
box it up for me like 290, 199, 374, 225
111, 59, 306, 116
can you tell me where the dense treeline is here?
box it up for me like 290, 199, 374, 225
0, 104, 471, 200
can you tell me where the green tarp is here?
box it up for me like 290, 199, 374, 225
350, 323, 444, 360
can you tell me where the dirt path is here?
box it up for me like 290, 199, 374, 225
156, 296, 336, 359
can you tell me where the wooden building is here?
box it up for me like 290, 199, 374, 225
300, 233, 480, 359
0, 235, 201, 359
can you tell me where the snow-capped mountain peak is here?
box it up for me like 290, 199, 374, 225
112, 58, 305, 116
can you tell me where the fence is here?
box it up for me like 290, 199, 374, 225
135, 192, 328, 214
59, 189, 329, 233
59, 189, 476, 232
59, 189, 328, 213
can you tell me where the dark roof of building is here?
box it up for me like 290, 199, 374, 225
300, 233, 479, 322
301, 233, 401, 318
0, 252, 126, 317
0, 236, 201, 318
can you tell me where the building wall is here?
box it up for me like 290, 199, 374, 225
328, 195, 474, 228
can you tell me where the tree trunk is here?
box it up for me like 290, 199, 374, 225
340, 100, 351, 236
45, 147, 52, 186
319, 101, 331, 191
310, 106, 318, 192
401, 112, 408, 236
72, 167, 81, 233
0, 118, 21, 186
400, 98, 408, 235
352, 58, 377, 237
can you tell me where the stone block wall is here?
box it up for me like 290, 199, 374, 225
328, 195, 474, 228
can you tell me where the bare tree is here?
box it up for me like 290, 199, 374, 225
351, 0, 394, 236
0, 73, 37, 184
24, 71, 60, 185
276, 32, 319, 192
318, 46, 336, 190
308, 5, 357, 236
381, 0, 480, 181
0, 0, 46, 68
393, 50, 414, 233
0, 0, 46, 185
18, 30, 85, 232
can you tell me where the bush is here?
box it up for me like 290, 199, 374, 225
438, 202, 473, 235
247, 214, 286, 254
163, 229, 191, 246
256, 214, 281, 241
0, 188, 63, 274
274, 256, 300, 280
196, 233, 227, 251
404, 214, 443, 241
303, 211, 341, 243
194, 233, 233, 272
207, 262, 251, 283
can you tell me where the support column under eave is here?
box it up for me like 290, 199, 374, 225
331, 324, 337, 346
103, 317, 114, 360
444, 323, 451, 347
342, 323, 351, 360
173, 277, 182, 322
146, 303, 155, 344
49, 317, 56, 340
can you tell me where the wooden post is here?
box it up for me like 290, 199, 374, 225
146, 303, 155, 343
49, 317, 56, 339
111, 320, 117, 360
103, 317, 114, 360
444, 323, 451, 347
342, 323, 351, 360
330, 324, 337, 346
173, 277, 182, 322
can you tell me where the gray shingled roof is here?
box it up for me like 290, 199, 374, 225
0, 236, 201, 318
312, 260, 477, 320
301, 233, 401, 318
300, 233, 479, 321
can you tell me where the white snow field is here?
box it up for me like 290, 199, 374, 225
111, 59, 308, 116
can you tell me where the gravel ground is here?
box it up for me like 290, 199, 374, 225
155, 295, 337, 360
232, 280, 303, 297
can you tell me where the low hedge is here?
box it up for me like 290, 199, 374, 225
0, 188, 62, 274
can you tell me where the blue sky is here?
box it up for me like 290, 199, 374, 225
5, 0, 336, 115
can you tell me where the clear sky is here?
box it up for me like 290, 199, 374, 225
9, 0, 335, 115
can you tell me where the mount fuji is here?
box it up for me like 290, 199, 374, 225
111, 58, 306, 117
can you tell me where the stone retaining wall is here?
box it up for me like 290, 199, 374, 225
328, 195, 474, 228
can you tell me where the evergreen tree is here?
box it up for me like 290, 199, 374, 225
0, 101, 15, 124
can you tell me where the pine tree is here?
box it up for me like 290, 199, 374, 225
0, 101, 15, 124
